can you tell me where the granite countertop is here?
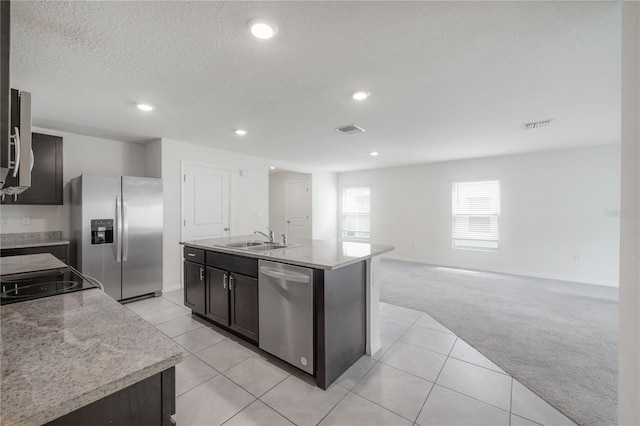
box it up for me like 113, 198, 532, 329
1, 239, 70, 249
1, 231, 69, 249
0, 290, 183, 425
181, 235, 394, 270
0, 253, 67, 275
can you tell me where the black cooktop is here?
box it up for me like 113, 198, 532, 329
0, 267, 97, 305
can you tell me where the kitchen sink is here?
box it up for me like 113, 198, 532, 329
225, 241, 264, 248
223, 241, 289, 251
247, 243, 288, 251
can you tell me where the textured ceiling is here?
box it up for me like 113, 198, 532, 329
11, 1, 620, 172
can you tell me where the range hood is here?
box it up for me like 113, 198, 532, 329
0, 89, 32, 198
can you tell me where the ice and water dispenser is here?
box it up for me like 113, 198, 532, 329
90, 219, 114, 245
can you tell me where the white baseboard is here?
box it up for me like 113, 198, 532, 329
162, 283, 182, 293
382, 254, 619, 288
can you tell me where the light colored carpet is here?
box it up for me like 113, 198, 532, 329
378, 258, 618, 426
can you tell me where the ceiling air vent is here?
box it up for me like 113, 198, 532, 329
336, 124, 365, 135
522, 119, 553, 130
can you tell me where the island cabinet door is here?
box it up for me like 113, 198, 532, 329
183, 261, 205, 315
229, 273, 259, 342
206, 267, 230, 325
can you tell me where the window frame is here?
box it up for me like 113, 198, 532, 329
341, 186, 371, 242
451, 179, 501, 252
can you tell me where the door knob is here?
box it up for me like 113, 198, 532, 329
224, 227, 230, 231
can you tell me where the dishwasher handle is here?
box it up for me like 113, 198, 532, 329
259, 267, 311, 283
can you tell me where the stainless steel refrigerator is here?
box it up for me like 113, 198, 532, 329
71, 174, 163, 301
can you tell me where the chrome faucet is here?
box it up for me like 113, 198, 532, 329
281, 234, 287, 245
254, 226, 274, 243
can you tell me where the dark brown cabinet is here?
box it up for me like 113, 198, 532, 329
229, 273, 258, 341
1, 1, 9, 149
183, 247, 259, 342
183, 261, 205, 315
1, 133, 63, 205
205, 267, 229, 324
1, 244, 69, 264
206, 267, 258, 342
47, 367, 175, 426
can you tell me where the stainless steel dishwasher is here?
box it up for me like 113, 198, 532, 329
258, 260, 314, 374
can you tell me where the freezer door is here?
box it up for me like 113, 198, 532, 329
121, 176, 163, 299
79, 175, 122, 300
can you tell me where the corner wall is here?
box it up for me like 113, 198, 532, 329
619, 1, 640, 423
311, 171, 338, 241
338, 145, 621, 286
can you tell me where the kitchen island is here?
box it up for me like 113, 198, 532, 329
181, 236, 393, 389
0, 255, 183, 425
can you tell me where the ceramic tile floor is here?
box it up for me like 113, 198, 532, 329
126, 290, 577, 426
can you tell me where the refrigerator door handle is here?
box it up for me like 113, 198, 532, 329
116, 195, 122, 262
11, 127, 20, 177
122, 198, 129, 262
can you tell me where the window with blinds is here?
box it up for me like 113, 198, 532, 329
452, 180, 500, 250
342, 187, 371, 241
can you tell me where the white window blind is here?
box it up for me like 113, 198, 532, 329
452, 180, 500, 250
342, 187, 370, 241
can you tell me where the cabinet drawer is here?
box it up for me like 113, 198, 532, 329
206, 251, 258, 278
183, 246, 205, 264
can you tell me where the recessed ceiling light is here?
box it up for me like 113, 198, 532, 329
235, 129, 247, 136
352, 91, 370, 101
269, 166, 276, 170
137, 104, 155, 112
370, 151, 379, 157
247, 18, 278, 40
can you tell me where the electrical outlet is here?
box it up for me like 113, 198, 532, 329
21, 215, 31, 226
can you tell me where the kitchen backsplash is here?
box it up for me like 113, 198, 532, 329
1, 231, 63, 245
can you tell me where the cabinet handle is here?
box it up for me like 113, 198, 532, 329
187, 253, 196, 257
229, 275, 234, 290
223, 273, 228, 289
200, 267, 204, 281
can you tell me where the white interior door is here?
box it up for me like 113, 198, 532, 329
182, 163, 230, 241
286, 181, 311, 242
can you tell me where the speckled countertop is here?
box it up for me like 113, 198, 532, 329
0, 290, 183, 425
182, 235, 394, 270
0, 253, 67, 275
1, 231, 69, 249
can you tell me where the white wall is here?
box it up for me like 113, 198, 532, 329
619, 1, 639, 423
144, 139, 162, 179
338, 145, 621, 286
268, 170, 312, 240
0, 127, 146, 238
160, 138, 271, 291
312, 171, 338, 241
